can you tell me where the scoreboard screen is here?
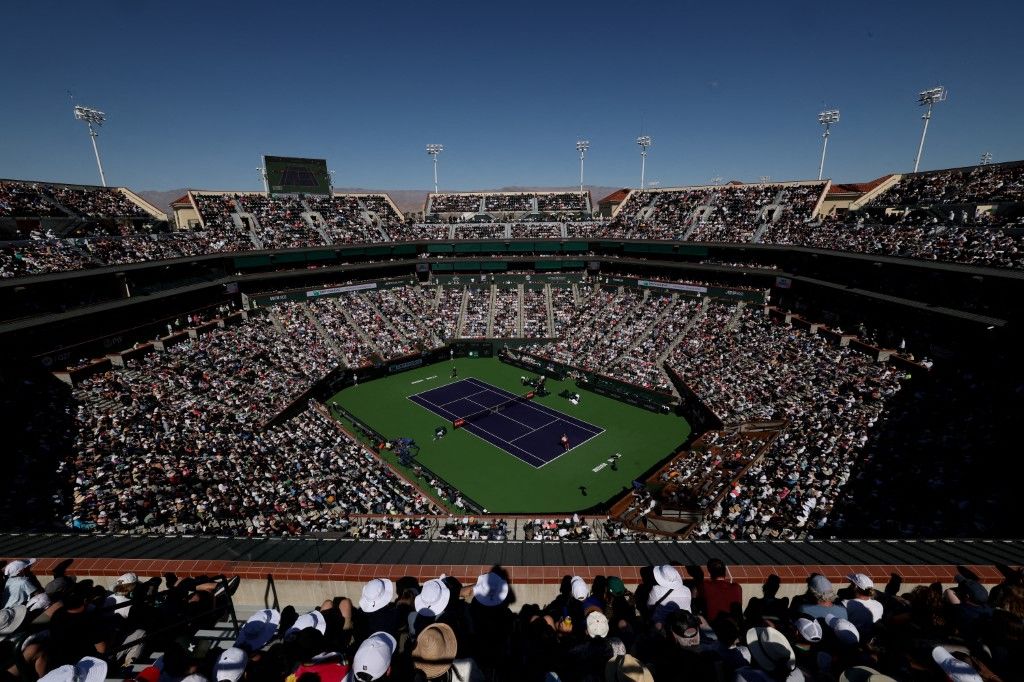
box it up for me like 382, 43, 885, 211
263, 155, 331, 196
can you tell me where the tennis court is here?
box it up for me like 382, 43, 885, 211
408, 377, 603, 467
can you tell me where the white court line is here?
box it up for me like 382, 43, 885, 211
509, 417, 562, 443
406, 392, 548, 467
439, 388, 494, 407
411, 379, 424, 384
408, 376, 605, 469
407, 377, 471, 400
462, 376, 603, 435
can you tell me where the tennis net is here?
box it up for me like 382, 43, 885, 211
452, 391, 535, 428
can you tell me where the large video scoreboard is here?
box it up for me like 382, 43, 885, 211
262, 155, 331, 196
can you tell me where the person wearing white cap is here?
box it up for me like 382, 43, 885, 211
745, 626, 797, 673
840, 574, 883, 635
570, 576, 589, 601
214, 647, 248, 682
3, 559, 38, 608
824, 613, 860, 646
645, 567, 692, 625
234, 609, 280, 652
472, 571, 509, 608
347, 631, 396, 681
357, 579, 403, 640
38, 656, 107, 682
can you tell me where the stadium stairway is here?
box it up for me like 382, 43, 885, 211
301, 302, 344, 358
516, 284, 525, 336
333, 297, 383, 360
486, 284, 496, 337
608, 294, 678, 367
656, 297, 710, 364
361, 293, 409, 347
544, 284, 555, 335
455, 287, 470, 337
724, 301, 747, 331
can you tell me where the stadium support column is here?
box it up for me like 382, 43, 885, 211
913, 86, 946, 173
817, 110, 840, 181
73, 105, 108, 187
637, 136, 651, 189
576, 140, 590, 194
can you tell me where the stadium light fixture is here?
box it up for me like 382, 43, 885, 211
760, 175, 772, 183
576, 140, 590, 194
73, 105, 107, 187
710, 175, 723, 186
913, 86, 947, 173
817, 109, 840, 181
979, 151, 993, 166
636, 136, 652, 189
648, 180, 661, 188
426, 144, 444, 193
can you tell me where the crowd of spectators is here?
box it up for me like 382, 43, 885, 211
64, 309, 437, 534
304, 195, 379, 244
0, 181, 68, 217
536, 192, 589, 212
429, 194, 483, 213
240, 196, 324, 249
510, 223, 563, 238
460, 288, 490, 338
345, 293, 418, 361
366, 288, 445, 351
521, 288, 551, 338
666, 307, 904, 540
881, 161, 1024, 205
293, 299, 375, 369
2, 559, 1022, 682
654, 429, 776, 513
436, 287, 464, 340
491, 289, 519, 337
484, 194, 533, 212
46, 186, 149, 219
523, 514, 593, 540
454, 224, 506, 240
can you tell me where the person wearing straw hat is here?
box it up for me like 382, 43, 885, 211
411, 622, 484, 681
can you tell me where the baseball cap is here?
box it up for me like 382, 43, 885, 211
824, 614, 860, 645
667, 610, 701, 648
808, 575, 836, 600
846, 573, 874, 591
571, 576, 588, 601
607, 577, 626, 596
3, 559, 36, 577
351, 631, 396, 681
794, 617, 822, 643
932, 646, 983, 682
586, 611, 609, 638
114, 572, 139, 587
214, 648, 248, 682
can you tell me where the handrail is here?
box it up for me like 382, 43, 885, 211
265, 573, 280, 611
110, 574, 241, 658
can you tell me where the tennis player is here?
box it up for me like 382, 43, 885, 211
560, 433, 570, 451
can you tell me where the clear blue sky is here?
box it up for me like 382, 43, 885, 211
1, 0, 1022, 191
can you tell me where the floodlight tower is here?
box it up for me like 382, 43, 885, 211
913, 86, 947, 173
73, 105, 108, 187
426, 144, 444, 193
576, 140, 590, 194
257, 166, 268, 193
979, 152, 993, 166
817, 109, 840, 181
636, 136, 652, 189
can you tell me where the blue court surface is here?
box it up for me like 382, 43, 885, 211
408, 377, 604, 468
